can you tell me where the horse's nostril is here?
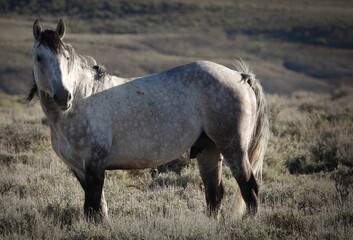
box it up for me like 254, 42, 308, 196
53, 91, 70, 108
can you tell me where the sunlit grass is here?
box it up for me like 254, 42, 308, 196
0, 90, 352, 239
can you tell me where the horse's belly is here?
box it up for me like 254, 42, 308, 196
105, 119, 201, 169
103, 87, 203, 169
105, 156, 180, 170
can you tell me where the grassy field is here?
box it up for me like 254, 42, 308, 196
0, 88, 352, 239
1, 1, 353, 239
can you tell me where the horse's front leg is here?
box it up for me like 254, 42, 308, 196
71, 167, 108, 221
83, 145, 108, 222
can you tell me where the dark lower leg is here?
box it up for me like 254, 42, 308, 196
84, 164, 105, 222
236, 172, 259, 216
197, 144, 224, 218
204, 179, 225, 217
72, 168, 108, 221
223, 148, 260, 217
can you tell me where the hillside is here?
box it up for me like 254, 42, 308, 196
0, 0, 353, 95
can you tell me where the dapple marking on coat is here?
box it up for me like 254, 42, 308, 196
28, 19, 269, 221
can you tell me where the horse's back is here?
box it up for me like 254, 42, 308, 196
167, 60, 256, 104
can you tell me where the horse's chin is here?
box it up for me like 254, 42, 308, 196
58, 103, 72, 112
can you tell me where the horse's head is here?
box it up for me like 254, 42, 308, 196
32, 19, 73, 111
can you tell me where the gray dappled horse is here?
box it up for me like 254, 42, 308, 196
28, 19, 269, 221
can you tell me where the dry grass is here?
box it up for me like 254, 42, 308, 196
0, 88, 353, 239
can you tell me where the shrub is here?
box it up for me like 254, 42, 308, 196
149, 167, 201, 189
0, 201, 42, 237
0, 153, 30, 166
42, 202, 81, 228
286, 131, 353, 175
0, 122, 49, 153
266, 210, 316, 238
330, 165, 353, 204
150, 152, 191, 178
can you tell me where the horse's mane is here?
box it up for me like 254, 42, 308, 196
26, 30, 106, 103
24, 71, 38, 103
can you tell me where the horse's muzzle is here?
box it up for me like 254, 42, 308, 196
53, 89, 72, 111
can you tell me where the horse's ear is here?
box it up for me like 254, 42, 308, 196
33, 19, 42, 41
56, 19, 66, 40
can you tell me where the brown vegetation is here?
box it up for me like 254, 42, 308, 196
0, 88, 352, 239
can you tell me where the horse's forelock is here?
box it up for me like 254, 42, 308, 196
37, 33, 104, 80
39, 30, 64, 54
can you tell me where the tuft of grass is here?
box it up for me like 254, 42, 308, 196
330, 165, 353, 205
42, 202, 81, 229
150, 166, 201, 189
266, 209, 316, 238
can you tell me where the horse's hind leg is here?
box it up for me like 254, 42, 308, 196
195, 135, 224, 218
222, 144, 259, 217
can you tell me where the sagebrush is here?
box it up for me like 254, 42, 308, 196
1, 89, 353, 239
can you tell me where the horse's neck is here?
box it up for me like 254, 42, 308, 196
73, 69, 97, 98
73, 68, 127, 100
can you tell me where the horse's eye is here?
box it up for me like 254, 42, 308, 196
37, 55, 42, 62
